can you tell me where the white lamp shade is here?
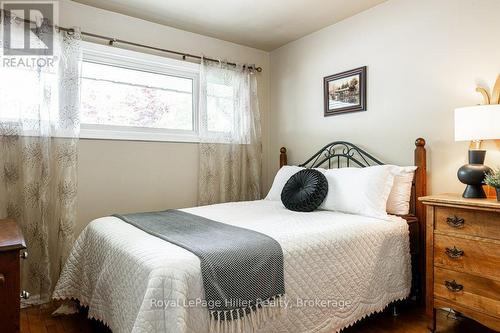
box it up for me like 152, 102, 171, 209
454, 105, 500, 141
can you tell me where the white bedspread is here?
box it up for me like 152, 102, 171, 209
53, 200, 411, 333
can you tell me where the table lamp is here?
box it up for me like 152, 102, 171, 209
454, 105, 500, 198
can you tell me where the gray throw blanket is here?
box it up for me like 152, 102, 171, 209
113, 210, 285, 332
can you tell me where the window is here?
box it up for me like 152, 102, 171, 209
81, 62, 194, 131
80, 42, 199, 142
206, 81, 234, 133
0, 65, 57, 123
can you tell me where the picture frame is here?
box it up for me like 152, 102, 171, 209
324, 66, 366, 116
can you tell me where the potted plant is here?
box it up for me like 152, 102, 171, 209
485, 167, 500, 201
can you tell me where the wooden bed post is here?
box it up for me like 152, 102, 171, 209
414, 137, 427, 226
280, 147, 287, 168
414, 138, 427, 304
414, 138, 427, 219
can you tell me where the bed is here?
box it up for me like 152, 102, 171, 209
53, 138, 427, 333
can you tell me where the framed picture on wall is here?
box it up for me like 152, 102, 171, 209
324, 66, 366, 116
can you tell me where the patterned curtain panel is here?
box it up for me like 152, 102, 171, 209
0, 28, 82, 304
198, 60, 262, 205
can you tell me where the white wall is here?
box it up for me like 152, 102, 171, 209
269, 0, 500, 195
61, 0, 500, 236
58, 0, 270, 235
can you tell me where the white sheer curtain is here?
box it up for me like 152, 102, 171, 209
198, 60, 262, 205
0, 24, 82, 303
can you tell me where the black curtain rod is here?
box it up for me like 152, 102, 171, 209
2, 10, 263, 72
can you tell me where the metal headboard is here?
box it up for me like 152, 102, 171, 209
298, 141, 384, 169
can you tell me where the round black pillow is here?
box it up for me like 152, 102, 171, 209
281, 169, 328, 212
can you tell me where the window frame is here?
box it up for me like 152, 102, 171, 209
80, 42, 201, 143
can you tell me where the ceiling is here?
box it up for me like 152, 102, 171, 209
72, 0, 387, 51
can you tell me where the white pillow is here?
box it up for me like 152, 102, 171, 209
320, 165, 395, 219
265, 165, 304, 200
386, 165, 417, 215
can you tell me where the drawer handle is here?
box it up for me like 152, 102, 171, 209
20, 251, 28, 259
20, 290, 30, 299
445, 280, 463, 292
0, 273, 4, 286
445, 246, 464, 259
446, 216, 465, 228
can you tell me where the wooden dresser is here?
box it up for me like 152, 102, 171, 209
0, 219, 28, 333
420, 194, 500, 332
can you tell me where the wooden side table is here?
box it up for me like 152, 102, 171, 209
420, 194, 500, 332
0, 219, 27, 333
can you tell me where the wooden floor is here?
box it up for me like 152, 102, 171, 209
21, 302, 496, 333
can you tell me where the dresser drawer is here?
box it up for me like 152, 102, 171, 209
434, 234, 500, 281
435, 206, 500, 240
434, 267, 500, 317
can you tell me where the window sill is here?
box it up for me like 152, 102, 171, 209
79, 127, 200, 143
